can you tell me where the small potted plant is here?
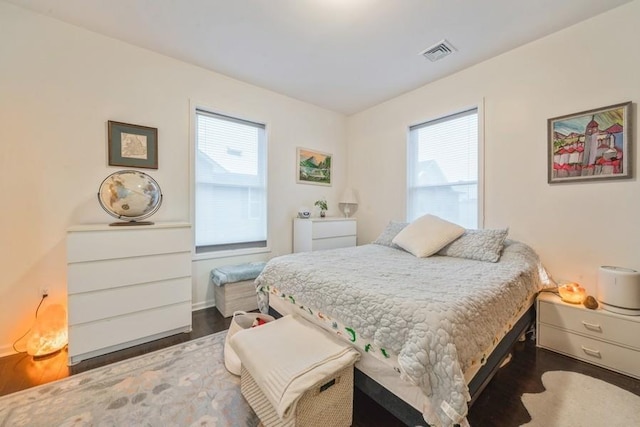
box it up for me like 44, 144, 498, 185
314, 198, 328, 217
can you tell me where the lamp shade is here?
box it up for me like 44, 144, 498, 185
340, 188, 358, 205
339, 188, 358, 217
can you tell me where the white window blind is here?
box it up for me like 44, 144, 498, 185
407, 108, 479, 228
195, 109, 267, 252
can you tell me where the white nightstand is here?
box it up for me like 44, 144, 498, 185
293, 217, 356, 252
536, 292, 640, 379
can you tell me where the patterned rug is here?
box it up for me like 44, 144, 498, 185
520, 370, 640, 426
0, 331, 259, 427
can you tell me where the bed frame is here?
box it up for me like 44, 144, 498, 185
269, 303, 536, 426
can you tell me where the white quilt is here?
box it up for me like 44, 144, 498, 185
255, 241, 549, 427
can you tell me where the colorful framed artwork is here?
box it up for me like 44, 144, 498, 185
297, 147, 332, 186
108, 121, 158, 169
548, 102, 632, 183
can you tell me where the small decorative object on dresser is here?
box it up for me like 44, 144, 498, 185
314, 198, 328, 217
537, 292, 640, 380
293, 217, 356, 252
557, 281, 587, 304
97, 170, 163, 226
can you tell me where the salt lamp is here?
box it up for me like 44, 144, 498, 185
558, 282, 587, 304
26, 304, 68, 357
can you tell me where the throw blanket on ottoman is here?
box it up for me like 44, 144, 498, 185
230, 315, 360, 420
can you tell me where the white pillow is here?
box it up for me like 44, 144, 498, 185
392, 214, 465, 257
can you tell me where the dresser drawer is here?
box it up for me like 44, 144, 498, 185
68, 252, 191, 294
67, 225, 191, 263
68, 302, 192, 364
312, 235, 357, 251
68, 277, 192, 324
539, 299, 640, 349
538, 324, 640, 379
311, 220, 356, 239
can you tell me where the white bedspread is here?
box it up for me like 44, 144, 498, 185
255, 241, 549, 426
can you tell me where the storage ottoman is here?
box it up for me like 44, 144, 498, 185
240, 365, 354, 427
211, 262, 265, 317
230, 315, 360, 427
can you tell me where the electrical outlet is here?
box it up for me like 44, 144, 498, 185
40, 287, 49, 298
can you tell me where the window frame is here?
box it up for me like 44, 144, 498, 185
406, 102, 485, 228
190, 102, 270, 260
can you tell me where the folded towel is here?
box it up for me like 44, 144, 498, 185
230, 315, 360, 419
210, 262, 266, 286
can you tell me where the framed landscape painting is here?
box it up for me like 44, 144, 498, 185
297, 147, 332, 186
548, 102, 632, 183
108, 121, 158, 169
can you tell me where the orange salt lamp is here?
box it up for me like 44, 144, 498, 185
558, 282, 587, 304
26, 304, 68, 357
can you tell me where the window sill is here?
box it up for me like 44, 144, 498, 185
192, 246, 272, 261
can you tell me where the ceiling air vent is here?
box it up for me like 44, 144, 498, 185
420, 39, 456, 62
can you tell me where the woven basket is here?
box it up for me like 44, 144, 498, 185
241, 365, 354, 427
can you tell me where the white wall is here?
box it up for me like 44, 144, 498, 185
0, 3, 347, 355
348, 1, 640, 294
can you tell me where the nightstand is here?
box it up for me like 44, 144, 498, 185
293, 217, 356, 252
536, 292, 640, 379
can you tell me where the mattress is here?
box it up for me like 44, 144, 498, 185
268, 289, 535, 414
256, 240, 549, 426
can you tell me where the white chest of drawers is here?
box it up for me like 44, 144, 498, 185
293, 218, 356, 253
536, 292, 640, 379
66, 222, 193, 365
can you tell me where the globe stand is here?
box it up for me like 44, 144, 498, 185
109, 221, 155, 226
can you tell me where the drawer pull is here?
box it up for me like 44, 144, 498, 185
581, 346, 602, 358
581, 321, 602, 332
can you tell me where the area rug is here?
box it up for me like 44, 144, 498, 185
0, 331, 259, 427
520, 370, 640, 426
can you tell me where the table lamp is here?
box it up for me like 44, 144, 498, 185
339, 188, 358, 218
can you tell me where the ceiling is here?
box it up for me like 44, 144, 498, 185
5, 0, 632, 115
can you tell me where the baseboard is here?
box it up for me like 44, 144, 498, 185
192, 300, 216, 312
1, 303, 218, 357
0, 343, 17, 358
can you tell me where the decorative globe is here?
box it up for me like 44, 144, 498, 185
98, 170, 162, 225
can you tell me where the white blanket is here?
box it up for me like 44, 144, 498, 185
230, 315, 360, 419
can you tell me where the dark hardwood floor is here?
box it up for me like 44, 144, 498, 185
1, 308, 639, 426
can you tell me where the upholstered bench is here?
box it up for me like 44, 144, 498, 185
230, 315, 360, 427
211, 262, 265, 317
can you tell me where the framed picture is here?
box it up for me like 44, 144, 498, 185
548, 101, 632, 183
108, 121, 158, 169
297, 147, 332, 186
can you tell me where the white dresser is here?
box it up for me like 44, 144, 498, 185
293, 217, 356, 253
537, 292, 640, 379
66, 222, 193, 365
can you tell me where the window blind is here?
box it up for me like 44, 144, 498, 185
407, 108, 479, 228
195, 109, 267, 252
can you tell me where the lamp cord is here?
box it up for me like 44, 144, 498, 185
12, 295, 48, 354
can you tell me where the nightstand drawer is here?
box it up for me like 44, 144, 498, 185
539, 324, 640, 379
539, 299, 640, 349
312, 220, 356, 239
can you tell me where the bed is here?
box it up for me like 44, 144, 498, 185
255, 226, 549, 427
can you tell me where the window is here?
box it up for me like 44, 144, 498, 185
407, 108, 479, 228
195, 109, 267, 253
